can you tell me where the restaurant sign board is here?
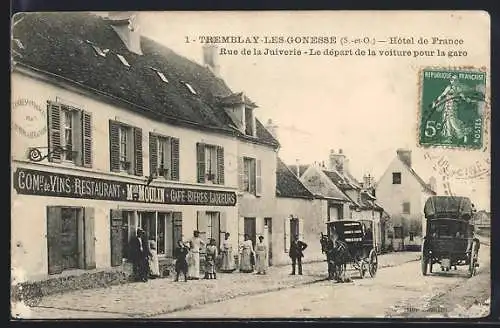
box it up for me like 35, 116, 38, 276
13, 168, 237, 206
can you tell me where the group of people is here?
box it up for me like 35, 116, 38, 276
130, 228, 309, 282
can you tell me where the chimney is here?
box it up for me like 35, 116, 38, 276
295, 159, 300, 177
329, 148, 345, 173
265, 119, 279, 140
107, 12, 143, 55
363, 173, 373, 189
202, 43, 220, 77
396, 148, 412, 167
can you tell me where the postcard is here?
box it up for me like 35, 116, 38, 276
11, 10, 490, 319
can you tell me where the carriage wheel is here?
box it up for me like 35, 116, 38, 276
368, 249, 378, 277
468, 240, 479, 278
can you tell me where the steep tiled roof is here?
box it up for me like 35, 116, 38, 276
276, 158, 314, 199
11, 12, 279, 148
396, 153, 436, 195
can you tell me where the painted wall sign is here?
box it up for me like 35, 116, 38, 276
12, 98, 47, 139
13, 168, 237, 206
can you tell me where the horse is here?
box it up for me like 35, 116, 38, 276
320, 232, 352, 283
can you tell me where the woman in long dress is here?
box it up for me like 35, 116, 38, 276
255, 235, 268, 274
187, 230, 205, 280
148, 239, 160, 278
239, 234, 255, 273
220, 232, 236, 273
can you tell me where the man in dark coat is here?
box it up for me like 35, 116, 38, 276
289, 234, 308, 275
129, 228, 150, 282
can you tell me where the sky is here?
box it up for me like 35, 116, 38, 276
126, 11, 490, 209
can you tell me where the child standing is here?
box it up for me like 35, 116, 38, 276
174, 240, 189, 282
204, 238, 218, 279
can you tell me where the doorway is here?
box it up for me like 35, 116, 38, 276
60, 207, 80, 270
264, 217, 273, 266
244, 217, 256, 247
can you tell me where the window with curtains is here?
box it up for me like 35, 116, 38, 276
149, 133, 180, 180
239, 157, 262, 196
47, 101, 93, 167
109, 120, 143, 176
196, 142, 225, 184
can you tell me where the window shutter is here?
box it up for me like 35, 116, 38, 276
256, 159, 262, 196
149, 133, 158, 177
47, 102, 62, 163
196, 143, 206, 183
109, 120, 120, 172
298, 217, 304, 242
238, 216, 245, 246
134, 127, 143, 176
46, 206, 63, 274
238, 157, 245, 191
82, 111, 93, 168
171, 137, 180, 181
172, 212, 183, 256
216, 146, 225, 185
110, 209, 123, 267
84, 207, 96, 269
284, 217, 291, 253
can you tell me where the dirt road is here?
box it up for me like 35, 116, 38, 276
157, 245, 490, 318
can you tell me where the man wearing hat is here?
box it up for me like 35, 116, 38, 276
130, 227, 150, 282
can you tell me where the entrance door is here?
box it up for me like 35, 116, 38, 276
244, 217, 256, 248
60, 208, 79, 270
264, 218, 273, 266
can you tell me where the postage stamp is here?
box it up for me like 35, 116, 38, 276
418, 68, 487, 149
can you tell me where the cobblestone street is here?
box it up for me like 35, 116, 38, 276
15, 252, 420, 319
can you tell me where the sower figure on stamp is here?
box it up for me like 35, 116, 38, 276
289, 234, 308, 275
430, 74, 482, 143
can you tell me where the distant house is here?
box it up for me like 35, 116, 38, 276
274, 158, 326, 265
290, 150, 388, 252
322, 149, 385, 252
375, 149, 436, 250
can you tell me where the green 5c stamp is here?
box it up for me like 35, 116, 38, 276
418, 68, 486, 149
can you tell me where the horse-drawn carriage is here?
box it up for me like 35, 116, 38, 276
421, 196, 480, 278
321, 220, 378, 282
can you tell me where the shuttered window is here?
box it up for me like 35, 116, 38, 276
196, 142, 225, 185
241, 157, 261, 196
149, 133, 180, 181
109, 120, 143, 176
47, 101, 92, 167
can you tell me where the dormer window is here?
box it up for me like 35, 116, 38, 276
244, 107, 255, 136
150, 67, 169, 83
85, 40, 109, 57
13, 38, 24, 50
92, 45, 108, 57
182, 81, 197, 95
116, 54, 130, 68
